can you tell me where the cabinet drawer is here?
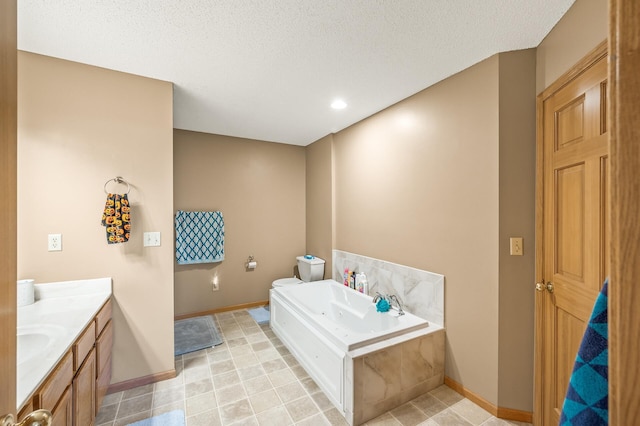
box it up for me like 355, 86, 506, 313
37, 351, 73, 411
96, 321, 113, 376
95, 299, 112, 338
74, 321, 96, 371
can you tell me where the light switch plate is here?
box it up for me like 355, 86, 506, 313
509, 237, 523, 256
144, 232, 161, 247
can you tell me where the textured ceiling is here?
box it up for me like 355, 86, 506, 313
18, 0, 575, 146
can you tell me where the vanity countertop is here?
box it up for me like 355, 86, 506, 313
17, 277, 112, 410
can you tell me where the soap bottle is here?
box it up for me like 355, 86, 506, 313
343, 268, 350, 287
356, 273, 368, 294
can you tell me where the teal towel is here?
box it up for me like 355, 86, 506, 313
175, 210, 224, 265
560, 279, 608, 425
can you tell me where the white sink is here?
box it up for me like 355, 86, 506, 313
17, 324, 66, 365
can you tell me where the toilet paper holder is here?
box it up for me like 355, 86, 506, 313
246, 256, 257, 270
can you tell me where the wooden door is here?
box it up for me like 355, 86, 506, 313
609, 1, 640, 423
0, 0, 18, 419
535, 42, 608, 425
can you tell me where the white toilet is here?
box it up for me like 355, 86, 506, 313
272, 255, 325, 288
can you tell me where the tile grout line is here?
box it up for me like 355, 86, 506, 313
204, 335, 222, 424
232, 311, 322, 426
218, 312, 265, 425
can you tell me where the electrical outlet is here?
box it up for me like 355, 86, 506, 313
510, 237, 523, 256
48, 234, 62, 251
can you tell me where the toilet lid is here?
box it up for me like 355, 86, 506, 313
273, 277, 303, 287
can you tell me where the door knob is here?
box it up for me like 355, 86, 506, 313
0, 409, 52, 426
535, 281, 554, 293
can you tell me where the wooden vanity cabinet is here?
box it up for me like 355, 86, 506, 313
24, 299, 112, 426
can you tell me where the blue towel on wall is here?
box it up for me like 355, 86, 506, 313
560, 279, 608, 425
175, 210, 225, 265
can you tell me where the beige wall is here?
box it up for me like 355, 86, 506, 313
326, 51, 538, 411
333, 55, 503, 404
317, 1, 607, 411
536, 0, 608, 94
17, 52, 175, 384
173, 130, 306, 316
305, 134, 334, 275
497, 49, 537, 410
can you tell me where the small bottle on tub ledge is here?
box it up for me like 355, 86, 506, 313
355, 272, 368, 294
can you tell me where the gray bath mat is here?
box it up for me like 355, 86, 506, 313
174, 316, 223, 356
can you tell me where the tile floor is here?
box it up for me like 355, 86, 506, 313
96, 309, 532, 426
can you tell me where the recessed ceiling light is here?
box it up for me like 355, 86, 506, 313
331, 99, 347, 110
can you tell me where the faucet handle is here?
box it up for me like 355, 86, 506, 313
387, 294, 405, 315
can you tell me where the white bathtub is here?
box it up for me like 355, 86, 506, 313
270, 279, 445, 425
274, 279, 429, 351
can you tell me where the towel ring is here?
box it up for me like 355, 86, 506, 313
104, 176, 131, 195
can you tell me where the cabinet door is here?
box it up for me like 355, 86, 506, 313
73, 349, 96, 426
52, 387, 72, 426
95, 321, 113, 415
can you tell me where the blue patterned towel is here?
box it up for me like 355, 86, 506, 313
560, 279, 608, 425
175, 210, 224, 265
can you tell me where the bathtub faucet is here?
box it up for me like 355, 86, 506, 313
372, 292, 385, 304
387, 294, 405, 316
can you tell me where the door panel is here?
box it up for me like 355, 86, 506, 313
555, 309, 584, 413
0, 0, 18, 418
555, 164, 585, 281
555, 96, 585, 148
537, 44, 608, 425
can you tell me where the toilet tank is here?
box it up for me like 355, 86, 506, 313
296, 256, 325, 282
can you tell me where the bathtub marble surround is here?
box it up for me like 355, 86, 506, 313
96, 309, 529, 426
332, 250, 444, 326
350, 330, 445, 424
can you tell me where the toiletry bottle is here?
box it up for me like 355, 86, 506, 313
344, 268, 349, 286
360, 273, 368, 294
356, 272, 368, 293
